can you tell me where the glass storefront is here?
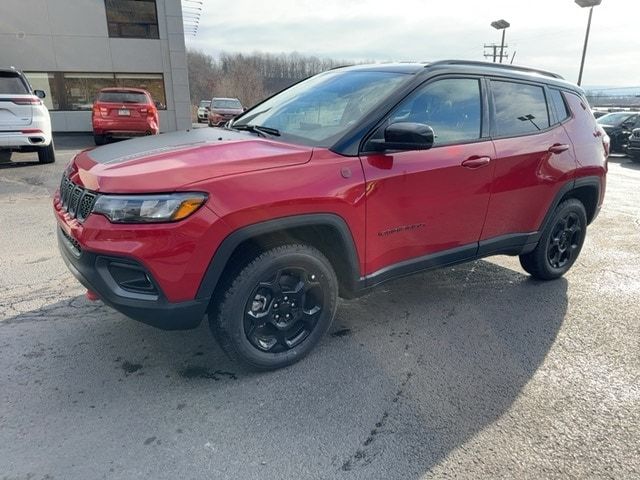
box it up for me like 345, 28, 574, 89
24, 72, 166, 111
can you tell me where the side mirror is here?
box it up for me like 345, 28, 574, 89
369, 122, 435, 152
34, 89, 46, 99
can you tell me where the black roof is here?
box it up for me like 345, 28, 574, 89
335, 60, 582, 94
0, 67, 22, 75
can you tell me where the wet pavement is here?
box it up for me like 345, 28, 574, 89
0, 138, 638, 479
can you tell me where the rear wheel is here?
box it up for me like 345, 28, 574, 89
520, 199, 587, 280
37, 142, 55, 164
94, 134, 106, 146
0, 150, 11, 162
209, 244, 338, 370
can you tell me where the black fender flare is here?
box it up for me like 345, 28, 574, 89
195, 213, 362, 300
536, 175, 602, 239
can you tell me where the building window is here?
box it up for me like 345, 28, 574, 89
105, 0, 159, 39
115, 74, 165, 108
64, 73, 115, 111
23, 73, 63, 110
23, 72, 166, 111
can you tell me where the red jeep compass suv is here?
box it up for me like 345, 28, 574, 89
92, 88, 159, 145
55, 61, 608, 370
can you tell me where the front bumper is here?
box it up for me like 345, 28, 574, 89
626, 142, 640, 156
58, 227, 208, 330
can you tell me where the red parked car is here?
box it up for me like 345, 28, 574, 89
92, 88, 159, 145
55, 61, 608, 370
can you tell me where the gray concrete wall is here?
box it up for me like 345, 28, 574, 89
0, 0, 191, 132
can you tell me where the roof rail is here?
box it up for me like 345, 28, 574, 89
427, 60, 564, 80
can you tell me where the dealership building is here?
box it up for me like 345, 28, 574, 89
0, 0, 191, 132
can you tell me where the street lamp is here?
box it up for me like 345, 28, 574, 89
491, 19, 510, 63
575, 0, 602, 86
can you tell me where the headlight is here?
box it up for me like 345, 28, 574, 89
93, 192, 207, 223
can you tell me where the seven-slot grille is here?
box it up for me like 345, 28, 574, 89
59, 174, 97, 222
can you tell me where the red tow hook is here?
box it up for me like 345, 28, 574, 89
86, 290, 100, 301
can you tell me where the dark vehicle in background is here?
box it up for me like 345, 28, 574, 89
596, 111, 640, 153
626, 128, 640, 162
208, 97, 244, 127
196, 100, 210, 123
92, 88, 159, 145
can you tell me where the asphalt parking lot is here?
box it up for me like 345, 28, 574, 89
0, 135, 638, 480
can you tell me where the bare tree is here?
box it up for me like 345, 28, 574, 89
187, 49, 353, 108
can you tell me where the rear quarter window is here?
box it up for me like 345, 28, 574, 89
549, 89, 570, 123
491, 80, 550, 137
0, 73, 29, 94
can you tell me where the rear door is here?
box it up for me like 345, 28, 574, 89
481, 79, 577, 243
0, 72, 33, 130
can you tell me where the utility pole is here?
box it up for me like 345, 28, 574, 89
484, 44, 509, 63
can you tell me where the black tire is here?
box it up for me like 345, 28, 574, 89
209, 244, 338, 370
94, 134, 106, 146
520, 199, 587, 280
208, 120, 213, 127
37, 142, 55, 164
0, 150, 11, 162
629, 155, 640, 164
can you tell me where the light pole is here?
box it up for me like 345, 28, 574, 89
490, 20, 510, 63
575, 0, 602, 86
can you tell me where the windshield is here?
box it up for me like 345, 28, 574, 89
597, 112, 634, 126
231, 70, 408, 147
98, 91, 148, 104
213, 99, 242, 109
199, 100, 211, 108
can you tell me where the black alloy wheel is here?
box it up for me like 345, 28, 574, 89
210, 244, 338, 370
520, 198, 587, 280
244, 267, 324, 353
547, 212, 582, 269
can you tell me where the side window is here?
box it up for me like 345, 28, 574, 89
385, 78, 482, 146
492, 81, 550, 136
549, 89, 570, 123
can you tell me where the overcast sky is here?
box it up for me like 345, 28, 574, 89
186, 0, 639, 88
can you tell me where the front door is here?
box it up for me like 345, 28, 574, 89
359, 77, 495, 281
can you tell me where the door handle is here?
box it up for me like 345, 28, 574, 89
461, 156, 491, 169
548, 143, 570, 154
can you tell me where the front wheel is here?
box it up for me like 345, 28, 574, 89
37, 142, 55, 164
520, 199, 587, 280
210, 244, 338, 370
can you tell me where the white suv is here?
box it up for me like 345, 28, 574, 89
196, 99, 211, 123
0, 68, 54, 164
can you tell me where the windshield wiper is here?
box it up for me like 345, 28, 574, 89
232, 124, 281, 137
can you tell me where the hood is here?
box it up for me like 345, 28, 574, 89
70, 128, 313, 193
